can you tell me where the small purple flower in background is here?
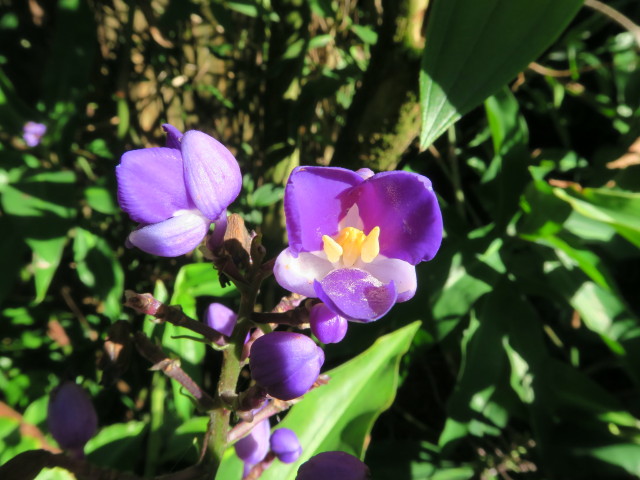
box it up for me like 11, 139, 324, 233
274, 166, 442, 322
309, 303, 348, 344
234, 406, 271, 477
206, 302, 237, 345
296, 451, 370, 480
47, 381, 98, 459
23, 121, 46, 147
116, 124, 241, 256
270, 428, 302, 464
249, 332, 324, 400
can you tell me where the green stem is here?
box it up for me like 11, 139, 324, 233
207, 281, 260, 474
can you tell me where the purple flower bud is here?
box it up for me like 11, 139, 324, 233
23, 121, 46, 147
270, 428, 302, 464
235, 409, 271, 469
250, 332, 324, 401
296, 451, 371, 480
205, 303, 237, 343
47, 382, 98, 458
309, 304, 348, 344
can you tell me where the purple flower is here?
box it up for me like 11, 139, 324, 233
116, 125, 241, 257
235, 408, 271, 474
23, 121, 46, 147
274, 166, 442, 322
249, 332, 324, 400
206, 303, 237, 345
310, 303, 348, 344
270, 428, 302, 464
47, 381, 98, 459
296, 451, 370, 480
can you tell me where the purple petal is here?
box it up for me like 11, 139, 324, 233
205, 303, 237, 337
162, 124, 183, 149
274, 248, 334, 298
128, 211, 210, 257
342, 171, 443, 265
182, 130, 242, 221
363, 257, 417, 303
116, 147, 192, 224
284, 166, 363, 255
314, 269, 397, 322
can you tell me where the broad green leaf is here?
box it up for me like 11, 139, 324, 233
84, 186, 118, 214
420, 0, 583, 149
554, 187, 640, 248
217, 321, 421, 480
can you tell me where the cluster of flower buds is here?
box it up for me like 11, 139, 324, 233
234, 402, 302, 476
47, 381, 98, 460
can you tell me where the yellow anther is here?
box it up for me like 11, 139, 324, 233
322, 235, 343, 263
336, 227, 365, 267
360, 226, 380, 263
323, 226, 381, 266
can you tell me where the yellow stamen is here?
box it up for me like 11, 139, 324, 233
323, 226, 381, 266
360, 226, 380, 263
336, 227, 365, 267
322, 235, 343, 263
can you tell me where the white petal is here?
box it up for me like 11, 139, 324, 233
274, 248, 334, 297
360, 256, 417, 302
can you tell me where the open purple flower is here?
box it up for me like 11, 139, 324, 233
274, 166, 442, 322
116, 125, 241, 256
296, 451, 370, 480
47, 381, 98, 459
23, 121, 46, 147
249, 332, 324, 400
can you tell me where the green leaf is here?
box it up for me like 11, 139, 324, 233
554, 187, 640, 248
84, 186, 117, 215
217, 321, 421, 480
420, 0, 583, 148
73, 228, 124, 320
26, 237, 67, 304
85, 421, 147, 470
249, 183, 284, 208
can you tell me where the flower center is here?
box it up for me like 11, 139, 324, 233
322, 226, 380, 267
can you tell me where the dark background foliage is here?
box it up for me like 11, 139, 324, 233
1, 0, 640, 478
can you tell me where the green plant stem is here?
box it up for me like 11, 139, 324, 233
207, 281, 260, 474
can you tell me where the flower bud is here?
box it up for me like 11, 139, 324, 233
205, 303, 237, 345
296, 451, 370, 480
47, 381, 98, 458
234, 407, 271, 471
309, 304, 348, 344
270, 428, 302, 464
250, 332, 324, 400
